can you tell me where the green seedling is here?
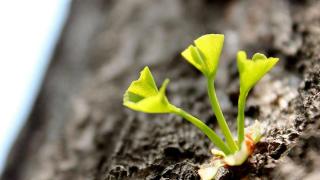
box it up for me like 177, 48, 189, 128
123, 34, 279, 179
236, 51, 279, 146
182, 34, 238, 153
124, 67, 231, 154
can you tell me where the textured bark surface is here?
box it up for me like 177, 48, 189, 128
2, 0, 320, 179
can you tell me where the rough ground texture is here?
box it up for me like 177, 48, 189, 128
2, 0, 320, 180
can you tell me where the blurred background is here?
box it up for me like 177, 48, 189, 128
1, 0, 320, 179
0, 0, 70, 175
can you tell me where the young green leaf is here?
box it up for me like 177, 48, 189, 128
123, 66, 232, 154
237, 51, 279, 94
181, 34, 224, 78
123, 67, 173, 113
237, 51, 279, 145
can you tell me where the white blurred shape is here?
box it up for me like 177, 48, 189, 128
0, 0, 70, 174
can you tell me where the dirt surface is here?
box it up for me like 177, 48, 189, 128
2, 0, 320, 180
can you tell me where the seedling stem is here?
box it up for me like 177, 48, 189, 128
237, 90, 248, 146
170, 105, 232, 155
207, 77, 238, 153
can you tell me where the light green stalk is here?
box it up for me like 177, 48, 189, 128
237, 90, 248, 146
170, 105, 232, 155
207, 77, 238, 153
